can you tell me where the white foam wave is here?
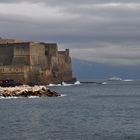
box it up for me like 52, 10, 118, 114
0, 96, 41, 99
60, 94, 67, 97
48, 84, 62, 87
102, 82, 108, 85
28, 96, 39, 98
0, 96, 23, 99
48, 84, 56, 86
48, 81, 81, 87
123, 79, 134, 82
62, 82, 73, 86
74, 81, 81, 85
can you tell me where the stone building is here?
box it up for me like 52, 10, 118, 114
0, 38, 72, 84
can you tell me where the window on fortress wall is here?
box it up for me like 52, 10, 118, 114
45, 50, 48, 56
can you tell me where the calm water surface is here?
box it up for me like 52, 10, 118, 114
0, 81, 140, 140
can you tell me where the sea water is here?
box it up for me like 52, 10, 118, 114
0, 80, 140, 140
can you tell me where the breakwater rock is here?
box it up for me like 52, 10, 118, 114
0, 85, 61, 97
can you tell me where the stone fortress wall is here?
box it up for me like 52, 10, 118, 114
0, 38, 72, 84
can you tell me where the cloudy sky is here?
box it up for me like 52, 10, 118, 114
0, 0, 140, 66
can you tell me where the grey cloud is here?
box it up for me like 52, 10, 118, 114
1, 0, 140, 5
0, 1, 140, 66
71, 45, 140, 66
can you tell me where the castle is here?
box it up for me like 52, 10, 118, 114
0, 38, 73, 84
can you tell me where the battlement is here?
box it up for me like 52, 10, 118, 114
0, 38, 19, 44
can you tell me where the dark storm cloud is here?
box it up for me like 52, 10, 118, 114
0, 1, 140, 65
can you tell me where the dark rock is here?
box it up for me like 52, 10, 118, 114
63, 77, 77, 84
26, 82, 48, 86
0, 79, 23, 87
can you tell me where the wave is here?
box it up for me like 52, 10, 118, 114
74, 81, 81, 85
62, 81, 81, 86
0, 96, 40, 99
61, 82, 73, 86
0, 96, 23, 99
48, 84, 62, 87
48, 81, 81, 87
123, 79, 134, 82
0, 94, 66, 99
28, 96, 39, 98
59, 94, 67, 97
102, 82, 108, 85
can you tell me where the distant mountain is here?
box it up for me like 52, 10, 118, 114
72, 58, 140, 81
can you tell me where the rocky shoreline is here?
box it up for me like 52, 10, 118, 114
0, 85, 61, 97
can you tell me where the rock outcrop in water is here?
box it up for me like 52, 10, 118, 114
0, 85, 61, 97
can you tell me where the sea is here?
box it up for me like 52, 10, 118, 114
0, 80, 140, 140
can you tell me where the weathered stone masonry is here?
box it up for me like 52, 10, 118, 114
0, 38, 72, 84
